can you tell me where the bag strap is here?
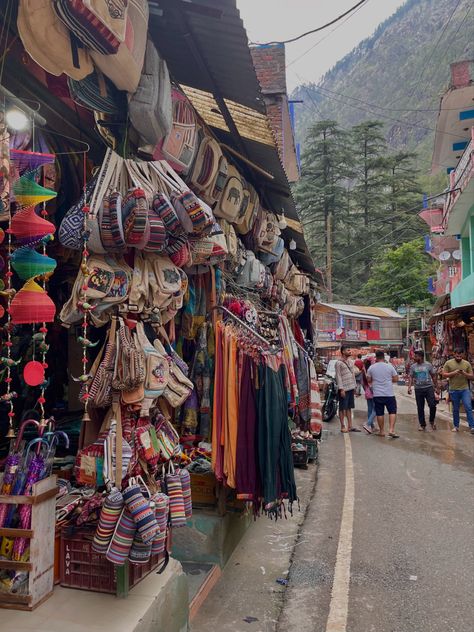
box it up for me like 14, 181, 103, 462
90, 149, 121, 218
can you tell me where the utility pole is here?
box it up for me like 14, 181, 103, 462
327, 212, 333, 302
406, 305, 410, 350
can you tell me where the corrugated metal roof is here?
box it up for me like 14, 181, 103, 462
149, 0, 265, 113
326, 304, 403, 319
148, 0, 315, 275
183, 87, 275, 146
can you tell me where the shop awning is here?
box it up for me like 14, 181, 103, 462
366, 340, 403, 346
148, 0, 315, 275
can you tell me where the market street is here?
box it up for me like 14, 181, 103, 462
279, 389, 474, 632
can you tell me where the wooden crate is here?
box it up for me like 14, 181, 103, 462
190, 472, 217, 507
0, 475, 57, 610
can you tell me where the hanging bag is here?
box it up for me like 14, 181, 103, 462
106, 507, 136, 565
155, 89, 198, 172
215, 164, 243, 223
18, 0, 94, 80
136, 321, 170, 414
123, 476, 160, 544
129, 39, 172, 147
163, 462, 186, 528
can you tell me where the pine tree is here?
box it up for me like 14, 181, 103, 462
294, 120, 351, 301
383, 151, 423, 246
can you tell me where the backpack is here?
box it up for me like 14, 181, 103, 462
155, 89, 198, 173
274, 248, 291, 281
206, 154, 228, 206
235, 182, 259, 235
54, 0, 127, 54
215, 164, 243, 223
129, 39, 172, 147
89, 0, 148, 93
259, 237, 284, 265
135, 321, 170, 415
59, 255, 132, 326
18, 0, 94, 80
188, 135, 222, 199
67, 70, 127, 116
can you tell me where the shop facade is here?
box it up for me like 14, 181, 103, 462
0, 2, 321, 627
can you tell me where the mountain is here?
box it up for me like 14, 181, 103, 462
292, 0, 474, 167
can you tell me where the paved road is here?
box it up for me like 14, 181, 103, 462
279, 389, 474, 632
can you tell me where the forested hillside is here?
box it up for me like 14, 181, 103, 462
292, 0, 473, 305
293, 0, 473, 166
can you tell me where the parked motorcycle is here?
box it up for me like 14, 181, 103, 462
322, 375, 338, 422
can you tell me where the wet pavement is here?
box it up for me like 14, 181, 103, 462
279, 388, 474, 632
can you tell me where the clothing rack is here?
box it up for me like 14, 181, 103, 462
210, 305, 281, 354
260, 309, 308, 355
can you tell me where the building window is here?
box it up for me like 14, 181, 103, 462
448, 266, 458, 278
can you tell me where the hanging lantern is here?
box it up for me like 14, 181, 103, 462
12, 174, 57, 208
10, 149, 55, 174
11, 248, 56, 280
8, 207, 55, 241
9, 279, 56, 324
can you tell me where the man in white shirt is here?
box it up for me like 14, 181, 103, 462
335, 346, 361, 433
367, 350, 399, 438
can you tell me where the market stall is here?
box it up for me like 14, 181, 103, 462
0, 0, 321, 612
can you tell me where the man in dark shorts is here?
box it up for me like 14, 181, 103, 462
367, 350, 399, 438
335, 346, 361, 433
407, 349, 438, 431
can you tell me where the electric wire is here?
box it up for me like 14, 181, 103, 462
250, 0, 369, 46
286, 0, 370, 69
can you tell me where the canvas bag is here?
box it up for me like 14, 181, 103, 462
215, 164, 243, 223
136, 321, 170, 414
206, 154, 228, 207
219, 219, 238, 261
129, 39, 172, 147
67, 70, 127, 116
274, 248, 291, 281
259, 236, 284, 265
89, 0, 148, 93
189, 221, 229, 266
18, 0, 94, 80
188, 135, 222, 197
58, 175, 98, 250
155, 89, 198, 173
54, 0, 127, 55
235, 182, 259, 235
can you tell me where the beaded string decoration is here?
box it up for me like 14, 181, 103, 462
5, 149, 57, 434
78, 152, 92, 422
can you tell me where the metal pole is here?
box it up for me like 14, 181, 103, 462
406, 305, 410, 350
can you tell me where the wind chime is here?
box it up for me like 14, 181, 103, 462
2, 148, 57, 436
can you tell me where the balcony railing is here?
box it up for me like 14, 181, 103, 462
443, 127, 474, 226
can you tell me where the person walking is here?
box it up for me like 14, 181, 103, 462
442, 348, 474, 433
354, 354, 364, 396
407, 349, 438, 431
367, 350, 399, 438
362, 358, 376, 434
335, 346, 361, 433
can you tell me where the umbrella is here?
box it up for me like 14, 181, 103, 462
0, 451, 21, 527
11, 438, 49, 562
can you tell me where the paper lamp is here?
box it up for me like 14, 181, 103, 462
23, 360, 45, 387
9, 279, 56, 324
9, 207, 56, 241
13, 174, 57, 208
11, 248, 57, 280
10, 149, 55, 173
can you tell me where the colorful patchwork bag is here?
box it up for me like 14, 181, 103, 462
179, 468, 192, 520
155, 89, 198, 173
151, 493, 169, 556
54, 0, 127, 54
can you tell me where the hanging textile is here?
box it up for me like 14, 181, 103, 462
235, 354, 259, 502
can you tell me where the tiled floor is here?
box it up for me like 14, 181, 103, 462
1, 558, 182, 632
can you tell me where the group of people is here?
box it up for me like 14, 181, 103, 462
334, 346, 474, 437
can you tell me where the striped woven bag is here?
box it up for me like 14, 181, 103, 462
165, 465, 186, 528
123, 478, 159, 544
92, 488, 124, 553
179, 469, 192, 520
129, 532, 152, 565
106, 507, 136, 565
151, 492, 169, 556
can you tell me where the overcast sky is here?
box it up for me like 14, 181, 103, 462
236, 0, 406, 91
